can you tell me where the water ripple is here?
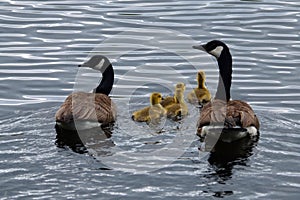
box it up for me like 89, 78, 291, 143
0, 0, 299, 199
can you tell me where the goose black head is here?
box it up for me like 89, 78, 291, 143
193, 40, 232, 102
78, 55, 114, 95
193, 40, 229, 59
78, 55, 112, 73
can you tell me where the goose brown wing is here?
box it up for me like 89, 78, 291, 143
55, 92, 116, 124
55, 94, 75, 123
197, 99, 227, 127
198, 99, 259, 129
227, 100, 259, 129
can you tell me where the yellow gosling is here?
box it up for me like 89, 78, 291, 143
161, 82, 186, 108
187, 70, 211, 104
132, 92, 167, 123
165, 88, 188, 120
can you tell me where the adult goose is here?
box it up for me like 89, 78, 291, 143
55, 55, 116, 130
193, 40, 259, 142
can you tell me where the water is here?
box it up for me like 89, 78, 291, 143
1, 0, 300, 199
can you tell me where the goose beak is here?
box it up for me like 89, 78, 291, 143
192, 44, 206, 52
78, 63, 89, 68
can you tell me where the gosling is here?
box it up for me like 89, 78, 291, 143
132, 92, 167, 123
165, 88, 188, 120
161, 82, 186, 108
187, 70, 211, 105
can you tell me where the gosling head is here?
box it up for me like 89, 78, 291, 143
174, 88, 185, 103
150, 92, 163, 105
197, 70, 206, 82
175, 82, 186, 91
193, 40, 229, 59
78, 55, 112, 73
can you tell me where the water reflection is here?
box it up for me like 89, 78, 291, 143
1, 0, 299, 197
203, 135, 259, 183
197, 136, 259, 198
212, 191, 234, 198
55, 124, 115, 155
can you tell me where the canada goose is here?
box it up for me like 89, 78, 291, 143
132, 92, 167, 123
55, 55, 116, 130
165, 88, 188, 120
160, 82, 186, 108
187, 70, 211, 105
193, 40, 259, 142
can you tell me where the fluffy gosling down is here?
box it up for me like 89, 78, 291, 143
165, 88, 188, 120
187, 70, 211, 105
132, 92, 167, 123
160, 82, 186, 108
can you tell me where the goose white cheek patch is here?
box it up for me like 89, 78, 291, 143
94, 58, 105, 70
209, 46, 223, 58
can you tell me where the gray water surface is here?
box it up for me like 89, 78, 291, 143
1, 0, 300, 199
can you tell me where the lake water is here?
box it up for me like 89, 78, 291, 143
1, 0, 300, 199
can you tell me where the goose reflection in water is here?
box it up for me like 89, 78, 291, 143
55, 124, 115, 155
201, 135, 259, 183
198, 135, 259, 198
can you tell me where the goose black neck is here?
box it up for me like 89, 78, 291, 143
215, 50, 232, 102
95, 64, 114, 95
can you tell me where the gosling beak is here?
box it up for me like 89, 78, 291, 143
192, 44, 206, 52
161, 97, 165, 100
